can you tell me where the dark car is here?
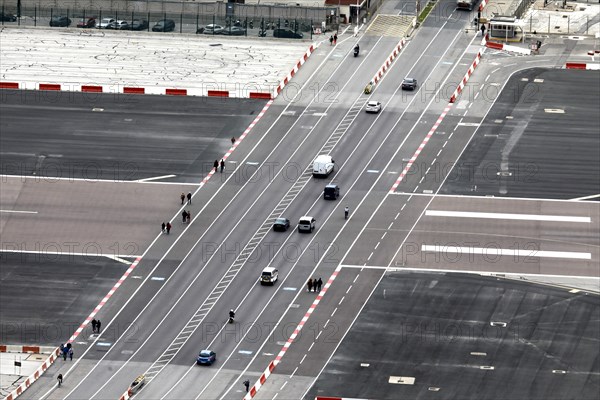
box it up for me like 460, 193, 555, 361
221, 26, 247, 36
50, 16, 71, 27
401, 77, 417, 90
129, 19, 148, 31
196, 350, 216, 365
273, 29, 303, 39
152, 19, 175, 32
324, 184, 340, 200
273, 217, 290, 232
0, 12, 17, 22
76, 17, 95, 28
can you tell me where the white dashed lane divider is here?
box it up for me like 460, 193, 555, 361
243, 265, 342, 400
390, 103, 453, 192
4, 257, 142, 400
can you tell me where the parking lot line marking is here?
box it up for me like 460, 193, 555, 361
421, 245, 591, 260
425, 210, 591, 223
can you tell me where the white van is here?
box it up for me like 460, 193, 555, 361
298, 216, 316, 233
312, 155, 335, 178
260, 267, 279, 285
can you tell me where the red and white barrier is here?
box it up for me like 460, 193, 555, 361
565, 62, 600, 70
449, 50, 482, 103
243, 266, 342, 399
0, 345, 55, 354
275, 43, 318, 98
371, 39, 406, 85
4, 348, 61, 400
485, 40, 531, 55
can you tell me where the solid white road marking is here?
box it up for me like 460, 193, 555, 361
425, 210, 591, 223
136, 175, 176, 182
570, 194, 600, 201
0, 209, 38, 214
421, 245, 591, 260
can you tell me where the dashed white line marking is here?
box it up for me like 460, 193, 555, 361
308, 342, 315, 352
346, 285, 353, 294
289, 366, 298, 378
0, 209, 38, 214
299, 354, 307, 364
353, 275, 359, 283
374, 242, 380, 250
332, 307, 338, 316
324, 319, 330, 328
388, 222, 394, 229
338, 297, 345, 305
367, 252, 373, 261
395, 212, 401, 219
442, 141, 448, 147
437, 149, 442, 156
150, 277, 165, 281
381, 232, 387, 239
419, 176, 425, 184
280, 381, 288, 390
400, 204, 406, 211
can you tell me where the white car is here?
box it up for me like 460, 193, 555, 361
298, 216, 316, 233
204, 24, 224, 34
97, 17, 115, 29
260, 267, 279, 285
365, 100, 382, 113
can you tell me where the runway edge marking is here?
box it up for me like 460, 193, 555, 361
243, 265, 342, 400
3, 257, 142, 400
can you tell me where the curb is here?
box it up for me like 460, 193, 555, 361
274, 43, 318, 98
372, 38, 406, 85
449, 50, 482, 103
0, 346, 56, 354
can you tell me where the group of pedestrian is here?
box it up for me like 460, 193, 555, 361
181, 192, 192, 205
329, 33, 338, 45
213, 159, 225, 173
91, 318, 102, 333
161, 221, 172, 234
182, 210, 191, 223
59, 342, 73, 361
307, 278, 323, 293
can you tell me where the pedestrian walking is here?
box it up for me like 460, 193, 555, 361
307, 278, 313, 292
231, 136, 236, 145
166, 222, 171, 235
186, 211, 191, 223
243, 380, 250, 392
187, 192, 192, 204
480, 24, 486, 36
180, 192, 185, 205
96, 320, 101, 333
91, 319, 98, 333
62, 347, 68, 361
220, 159, 225, 173
213, 160, 219, 172
68, 348, 73, 361
182, 210, 188, 223
344, 206, 349, 219
57, 374, 63, 387
317, 278, 323, 292
333, 33, 337, 45
329, 35, 333, 45
312, 277, 317, 292
161, 222, 166, 233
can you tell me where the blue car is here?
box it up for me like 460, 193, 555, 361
196, 350, 216, 365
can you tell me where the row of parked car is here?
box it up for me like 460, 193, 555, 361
48, 16, 175, 31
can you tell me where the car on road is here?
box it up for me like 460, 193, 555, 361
128, 374, 145, 395
260, 267, 279, 285
152, 19, 175, 32
97, 17, 115, 29
401, 77, 417, 90
298, 216, 316, 233
365, 100, 382, 113
273, 28, 303, 39
0, 12, 17, 22
221, 26, 247, 36
129, 19, 149, 31
196, 350, 216, 365
324, 184, 340, 200
76, 17, 96, 28
49, 16, 71, 27
273, 217, 290, 231
203, 24, 224, 34
106, 20, 129, 30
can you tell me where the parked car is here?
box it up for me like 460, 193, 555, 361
129, 19, 148, 31
196, 350, 216, 365
273, 29, 303, 39
49, 16, 71, 27
273, 217, 290, 232
298, 216, 316, 233
0, 12, 17, 22
97, 17, 115, 29
365, 100, 382, 113
76, 17, 95, 28
106, 20, 129, 30
152, 19, 175, 32
260, 267, 279, 285
401, 77, 417, 90
221, 26, 246, 36
203, 24, 224, 34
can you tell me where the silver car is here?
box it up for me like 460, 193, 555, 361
365, 101, 382, 113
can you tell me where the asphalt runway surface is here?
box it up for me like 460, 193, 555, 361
0, 91, 266, 182
440, 68, 600, 200
306, 271, 600, 400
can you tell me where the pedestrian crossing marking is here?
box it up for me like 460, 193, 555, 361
366, 15, 414, 37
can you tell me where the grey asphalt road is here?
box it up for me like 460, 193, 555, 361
7, 1, 599, 400
305, 271, 600, 400
0, 92, 266, 182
